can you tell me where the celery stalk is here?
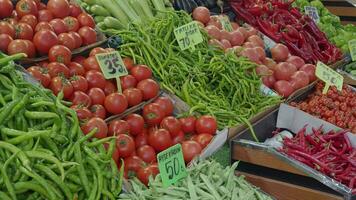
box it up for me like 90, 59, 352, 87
128, 0, 149, 22
139, 0, 155, 19
101, 0, 129, 25
150, 0, 166, 13
115, 0, 141, 24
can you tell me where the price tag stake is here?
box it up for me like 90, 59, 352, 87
174, 21, 203, 51
219, 16, 233, 32
315, 61, 343, 94
349, 39, 356, 61
304, 6, 320, 23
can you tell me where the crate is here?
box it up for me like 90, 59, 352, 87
323, 0, 356, 25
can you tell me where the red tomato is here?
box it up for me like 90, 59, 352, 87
0, 0, 13, 19
154, 97, 174, 116
143, 103, 165, 126
68, 62, 85, 76
0, 34, 13, 53
49, 19, 67, 34
148, 128, 172, 152
16, 0, 38, 18
120, 75, 137, 90
81, 117, 108, 139
160, 116, 181, 137
14, 23, 33, 40
125, 114, 144, 136
19, 14, 37, 30
89, 47, 106, 56
68, 31, 82, 48
7, 39, 34, 57
27, 66, 51, 87
85, 70, 106, 89
49, 76, 73, 98
108, 119, 130, 136
37, 9, 53, 22
172, 131, 185, 144
33, 30, 58, 54
46, 62, 70, 78
124, 155, 144, 178
123, 57, 134, 70
69, 4, 82, 17
83, 56, 100, 71
104, 93, 128, 115
179, 116, 196, 134
116, 134, 135, 158
37, 61, 48, 68
137, 145, 156, 163
23, 40, 36, 58
195, 115, 217, 135
70, 90, 91, 107
137, 165, 159, 186
130, 65, 152, 82
193, 133, 213, 148
48, 45, 71, 65
35, 22, 54, 32
147, 163, 159, 177
72, 55, 86, 65
104, 81, 116, 95
123, 88, 143, 107
90, 104, 106, 119
71, 105, 92, 121
78, 26, 96, 45
47, 0, 70, 18
63, 16, 79, 32
0, 21, 15, 38
111, 147, 120, 166
137, 79, 159, 100
70, 75, 88, 92
135, 129, 148, 147
181, 141, 202, 163
77, 13, 95, 28
87, 87, 105, 105
57, 33, 75, 50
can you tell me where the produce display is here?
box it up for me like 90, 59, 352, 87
0, 0, 98, 58
344, 61, 356, 77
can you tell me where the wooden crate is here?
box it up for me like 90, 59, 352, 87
322, 0, 356, 25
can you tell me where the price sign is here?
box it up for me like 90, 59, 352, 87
316, 61, 343, 94
263, 35, 276, 50
157, 144, 187, 187
174, 21, 203, 51
219, 16, 233, 32
260, 84, 278, 96
304, 6, 320, 23
349, 39, 356, 61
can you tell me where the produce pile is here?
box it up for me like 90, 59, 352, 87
0, 53, 122, 199
279, 127, 356, 193
344, 62, 356, 77
120, 159, 274, 200
290, 82, 356, 133
229, 0, 343, 64
0, 0, 98, 58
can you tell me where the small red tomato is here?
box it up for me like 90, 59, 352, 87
85, 70, 106, 89
124, 155, 144, 178
90, 104, 106, 119
46, 62, 70, 78
104, 93, 128, 115
123, 57, 134, 70
69, 4, 82, 17
70, 90, 91, 107
77, 13, 95, 28
193, 133, 213, 148
78, 26, 96, 45
143, 103, 165, 126
89, 47, 106, 56
35, 22, 54, 32
116, 134, 135, 158
87, 87, 105, 105
137, 79, 159, 100
120, 75, 137, 90
104, 81, 116, 95
71, 105, 92, 120
19, 14, 37, 30
68, 62, 85, 76
181, 140, 202, 163
160, 116, 181, 137
137, 165, 157, 186
172, 131, 185, 144
123, 88, 143, 107
130, 65, 152, 82
68, 31, 82, 48
27, 66, 50, 87
179, 116, 196, 134
72, 55, 85, 65
0, 34, 13, 53
83, 56, 100, 71
48, 45, 72, 65
137, 145, 156, 163
154, 97, 174, 116
38, 9, 53, 22
148, 128, 172, 152
81, 117, 108, 139
195, 115, 217, 135
125, 114, 144, 136
63, 16, 79, 32
108, 119, 130, 136
58, 33, 76, 50
70, 75, 88, 92
49, 18, 67, 35
135, 129, 148, 147
49, 76, 73, 99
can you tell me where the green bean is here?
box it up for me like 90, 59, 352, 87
24, 111, 59, 119
87, 157, 103, 200
0, 141, 31, 170
14, 181, 50, 199
0, 156, 17, 200
6, 130, 51, 144
74, 144, 90, 195
0, 191, 12, 200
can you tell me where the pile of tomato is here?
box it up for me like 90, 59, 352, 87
0, 0, 97, 58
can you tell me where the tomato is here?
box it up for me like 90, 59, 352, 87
87, 87, 105, 105
49, 76, 73, 99
49, 19, 67, 34
0, 0, 13, 19
70, 75, 88, 92
35, 22, 54, 32
37, 9, 53, 22
69, 4, 82, 17
83, 56, 100, 71
172, 131, 184, 144
7, 39, 34, 57
130, 65, 152, 82
120, 75, 137, 90
57, 33, 75, 50
81, 117, 108, 139
154, 97, 174, 116
104, 93, 128, 115
116, 134, 135, 158
37, 61, 48, 68
68, 62, 85, 76
137, 79, 159, 100
160, 116, 181, 137
77, 13, 95, 28
108, 119, 130, 136
148, 128, 172, 152
71, 105, 92, 120
143, 103, 165, 126
195, 115, 217, 135
179, 116, 196, 134
0, 21, 15, 38
16, 0, 38, 18
135, 129, 148, 147
27, 66, 50, 87
19, 14, 37, 30
111, 147, 120, 166
5, 18, 17, 27
147, 163, 159, 177
72, 56, 86, 65
182, 141, 202, 163
68, 31, 82, 48
123, 88, 143, 107
78, 26, 96, 45
124, 156, 144, 178
123, 57, 134, 70
46, 62, 70, 78
48, 45, 71, 65
70, 91, 91, 107
14, 23, 33, 40
104, 81, 116, 95
137, 145, 156, 163
23, 40, 36, 58
125, 114, 144, 136
90, 104, 106, 119
63, 16, 79, 32
85, 70, 106, 89
193, 133, 213, 148
47, 0, 70, 18
0, 34, 13, 53
33, 30, 58, 54
89, 47, 106, 56
137, 165, 159, 186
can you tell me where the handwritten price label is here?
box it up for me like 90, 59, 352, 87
95, 51, 128, 79
349, 39, 356, 61
157, 144, 187, 187
304, 6, 320, 23
316, 61, 343, 94
174, 21, 203, 51
219, 16, 233, 32
263, 35, 276, 50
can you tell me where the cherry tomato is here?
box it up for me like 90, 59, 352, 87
69, 4, 82, 17
116, 134, 135, 158
130, 65, 152, 82
148, 128, 172, 152
58, 33, 75, 50
46, 62, 70, 78
49, 76, 73, 99
33, 30, 58, 54
137, 165, 156, 185
27, 66, 50, 87
193, 133, 213, 148
104, 81, 116, 95
19, 14, 37, 30
49, 18, 67, 35
104, 93, 128, 115
48, 45, 71, 65
87, 87, 105, 105
83, 56, 100, 71
124, 155, 144, 178
78, 26, 96, 45
172, 131, 185, 144
70, 90, 91, 107
160, 116, 181, 137
108, 119, 130, 136
137, 145, 156, 164
0, 34, 13, 53
179, 116, 196, 134
81, 117, 108, 139
77, 13, 95, 28
68, 31, 82, 48
120, 75, 137, 90
7, 39, 34, 57
195, 115, 217, 135
14, 23, 33, 40
89, 47, 106, 56
143, 103, 165, 125
71, 105, 92, 120
47, 0, 70, 18
182, 141, 202, 163
37, 9, 53, 22
35, 22, 54, 32
123, 88, 143, 107
72, 55, 85, 66
135, 129, 148, 147
63, 16, 79, 32
0, 21, 15, 38
0, 0, 13, 19
85, 70, 106, 89
137, 79, 159, 100
90, 104, 106, 119
16, 0, 38, 18
68, 62, 85, 76
154, 97, 174, 116
123, 57, 134, 70
70, 75, 88, 92
125, 114, 144, 136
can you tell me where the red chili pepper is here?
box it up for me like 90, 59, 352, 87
284, 25, 299, 38
256, 19, 282, 42
230, 2, 257, 25
247, 4, 263, 16
281, 32, 299, 43
289, 7, 302, 19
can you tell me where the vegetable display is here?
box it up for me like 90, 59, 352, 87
120, 159, 274, 200
344, 62, 356, 77
0, 53, 123, 199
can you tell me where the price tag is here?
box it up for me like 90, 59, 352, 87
263, 35, 276, 50
157, 144, 187, 187
349, 39, 356, 61
219, 16, 233, 32
260, 84, 278, 96
315, 61, 343, 94
304, 6, 320, 23
174, 21, 203, 51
